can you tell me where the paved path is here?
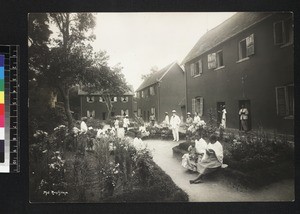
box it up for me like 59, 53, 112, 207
145, 139, 294, 202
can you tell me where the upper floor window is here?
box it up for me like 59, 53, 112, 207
276, 84, 294, 118
274, 18, 293, 46
141, 91, 144, 98
121, 96, 128, 102
136, 92, 140, 98
216, 50, 224, 68
110, 96, 117, 103
99, 96, 105, 102
239, 34, 255, 60
150, 86, 155, 95
87, 96, 94, 103
191, 59, 203, 77
208, 51, 224, 70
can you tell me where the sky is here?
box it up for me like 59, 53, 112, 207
91, 12, 236, 91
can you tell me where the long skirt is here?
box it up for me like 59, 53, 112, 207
197, 154, 222, 175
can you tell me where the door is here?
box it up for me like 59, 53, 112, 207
102, 112, 106, 120
238, 100, 251, 130
217, 102, 225, 126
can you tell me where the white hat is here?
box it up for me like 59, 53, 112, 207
187, 112, 191, 115
172, 110, 176, 113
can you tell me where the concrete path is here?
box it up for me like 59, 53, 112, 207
145, 139, 294, 202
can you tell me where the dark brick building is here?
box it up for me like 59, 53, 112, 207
78, 87, 134, 120
182, 12, 293, 134
136, 62, 185, 123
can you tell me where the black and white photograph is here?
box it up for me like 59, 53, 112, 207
28, 12, 294, 203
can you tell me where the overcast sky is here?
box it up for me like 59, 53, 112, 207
91, 12, 236, 90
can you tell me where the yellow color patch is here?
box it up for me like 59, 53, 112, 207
0, 91, 4, 104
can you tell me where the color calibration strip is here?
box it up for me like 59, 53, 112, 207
0, 45, 19, 173
0, 55, 4, 164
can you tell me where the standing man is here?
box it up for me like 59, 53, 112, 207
239, 105, 249, 132
170, 110, 181, 142
123, 115, 130, 133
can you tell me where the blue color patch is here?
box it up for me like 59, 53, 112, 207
0, 67, 3, 79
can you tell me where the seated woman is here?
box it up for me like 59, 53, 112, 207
189, 134, 223, 184
133, 132, 147, 151
182, 133, 207, 171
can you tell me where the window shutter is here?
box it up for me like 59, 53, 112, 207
192, 98, 196, 114
125, 109, 129, 116
121, 109, 124, 116
274, 21, 285, 45
246, 34, 255, 56
276, 86, 288, 116
199, 59, 203, 74
190, 63, 195, 76
92, 110, 95, 118
199, 97, 204, 116
87, 110, 90, 117
208, 53, 217, 69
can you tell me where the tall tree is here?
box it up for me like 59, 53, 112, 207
82, 62, 129, 120
40, 13, 96, 129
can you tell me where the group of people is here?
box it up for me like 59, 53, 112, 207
182, 133, 225, 184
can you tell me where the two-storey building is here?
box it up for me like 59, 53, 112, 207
78, 86, 134, 120
182, 12, 293, 134
136, 62, 185, 123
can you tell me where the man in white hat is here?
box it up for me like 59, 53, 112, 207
170, 110, 181, 141
123, 115, 130, 133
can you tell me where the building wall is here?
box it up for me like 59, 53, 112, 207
185, 13, 293, 134
80, 95, 134, 120
136, 84, 159, 122
159, 64, 186, 122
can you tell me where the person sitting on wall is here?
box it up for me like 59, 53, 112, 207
193, 112, 201, 125
189, 134, 224, 184
133, 132, 147, 151
182, 133, 207, 172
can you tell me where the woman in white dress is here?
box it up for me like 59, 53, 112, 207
220, 105, 227, 129
189, 134, 223, 184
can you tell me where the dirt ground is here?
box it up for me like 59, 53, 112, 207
144, 139, 294, 202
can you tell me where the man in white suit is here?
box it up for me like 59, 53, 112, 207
170, 110, 181, 141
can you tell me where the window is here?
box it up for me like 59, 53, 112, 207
216, 51, 224, 68
99, 96, 105, 102
121, 109, 129, 116
239, 34, 255, 60
150, 107, 155, 115
136, 92, 140, 98
190, 60, 203, 77
274, 19, 293, 45
208, 53, 217, 69
276, 85, 294, 117
150, 86, 155, 95
121, 96, 128, 102
141, 91, 144, 98
138, 108, 142, 117
111, 96, 117, 102
192, 97, 204, 116
86, 96, 94, 103
87, 110, 95, 118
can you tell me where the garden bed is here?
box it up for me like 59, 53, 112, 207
29, 127, 188, 202
173, 134, 294, 190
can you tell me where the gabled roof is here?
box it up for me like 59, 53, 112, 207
181, 12, 273, 65
136, 62, 180, 91
78, 85, 134, 96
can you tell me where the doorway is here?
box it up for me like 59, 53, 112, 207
102, 112, 106, 120
217, 102, 225, 126
238, 100, 251, 130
